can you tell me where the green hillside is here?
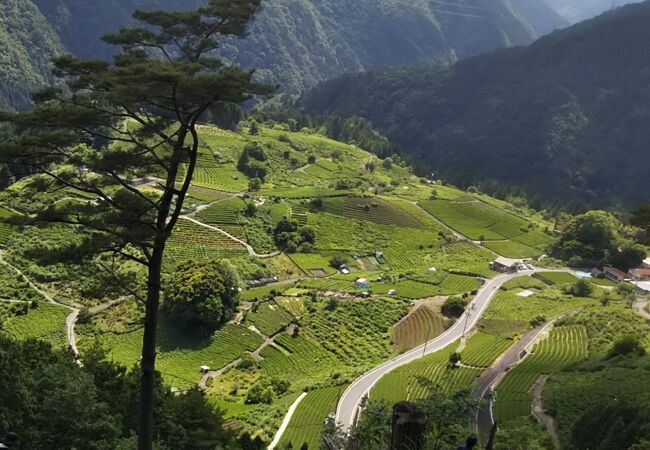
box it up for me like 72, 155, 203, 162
299, 1, 650, 209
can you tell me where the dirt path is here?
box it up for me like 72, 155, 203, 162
180, 216, 280, 259
633, 300, 650, 320
268, 392, 309, 449
532, 375, 561, 449
0, 252, 81, 355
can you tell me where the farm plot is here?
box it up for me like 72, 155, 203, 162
494, 325, 588, 423
297, 278, 359, 293
190, 165, 248, 192
165, 219, 248, 266
0, 208, 17, 245
259, 334, 334, 378
1, 303, 69, 348
288, 253, 335, 277
261, 186, 357, 199
418, 200, 507, 240
479, 290, 592, 338
279, 387, 341, 450
245, 302, 294, 336
196, 197, 246, 224
99, 323, 265, 388
321, 197, 425, 229
371, 345, 481, 404
535, 272, 579, 285
501, 276, 548, 291
461, 332, 514, 368
300, 297, 408, 366
372, 280, 439, 299
393, 303, 447, 352
240, 284, 289, 302
483, 240, 540, 259
437, 274, 480, 294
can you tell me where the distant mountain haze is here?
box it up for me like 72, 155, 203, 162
299, 1, 650, 209
547, 0, 642, 22
0, 0, 566, 109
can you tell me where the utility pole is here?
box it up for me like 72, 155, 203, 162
422, 322, 431, 357
462, 309, 471, 337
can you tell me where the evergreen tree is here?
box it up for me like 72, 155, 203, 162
0, 2, 271, 448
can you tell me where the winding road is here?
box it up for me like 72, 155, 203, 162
335, 268, 553, 432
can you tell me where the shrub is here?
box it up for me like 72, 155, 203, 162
563, 279, 593, 297
606, 335, 646, 359
442, 296, 467, 317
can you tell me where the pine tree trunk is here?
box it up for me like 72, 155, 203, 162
138, 242, 164, 450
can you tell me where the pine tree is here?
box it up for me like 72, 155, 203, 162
0, 1, 272, 449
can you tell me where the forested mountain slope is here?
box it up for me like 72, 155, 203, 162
0, 0, 63, 110
1, 0, 565, 109
299, 1, 650, 210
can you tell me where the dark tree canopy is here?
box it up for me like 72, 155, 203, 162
163, 259, 241, 336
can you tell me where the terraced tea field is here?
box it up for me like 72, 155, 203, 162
190, 165, 248, 192
245, 302, 294, 336
461, 332, 514, 367
196, 197, 246, 224
0, 208, 16, 245
98, 323, 265, 388
321, 197, 425, 229
494, 325, 588, 422
371, 345, 481, 404
166, 219, 248, 265
1, 303, 69, 348
260, 334, 334, 378
279, 387, 341, 450
392, 303, 447, 352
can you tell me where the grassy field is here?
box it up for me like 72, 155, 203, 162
494, 325, 588, 423
189, 165, 249, 192
483, 240, 540, 259
392, 303, 447, 352
1, 303, 69, 348
278, 387, 341, 450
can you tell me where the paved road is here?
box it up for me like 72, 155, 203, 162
335, 269, 542, 432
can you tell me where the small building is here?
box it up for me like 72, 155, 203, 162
634, 281, 650, 293
629, 268, 650, 281
375, 251, 384, 259
340, 268, 350, 275
428, 267, 437, 273
491, 257, 519, 273
603, 266, 627, 283
591, 268, 604, 278
199, 365, 210, 373
387, 289, 396, 296
643, 258, 650, 269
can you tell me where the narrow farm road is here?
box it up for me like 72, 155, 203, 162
0, 251, 80, 355
180, 216, 280, 259
268, 392, 309, 450
633, 300, 650, 320
335, 268, 569, 432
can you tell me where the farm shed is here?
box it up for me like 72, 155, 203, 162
491, 257, 519, 273
603, 266, 628, 283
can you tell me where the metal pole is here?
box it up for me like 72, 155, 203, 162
462, 309, 471, 337
422, 322, 431, 357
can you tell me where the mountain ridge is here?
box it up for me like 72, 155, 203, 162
299, 1, 650, 209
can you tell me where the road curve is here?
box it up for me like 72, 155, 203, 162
335, 269, 541, 432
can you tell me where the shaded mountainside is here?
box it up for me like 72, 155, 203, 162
0, 0, 63, 110
1, 0, 566, 109
299, 1, 650, 210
